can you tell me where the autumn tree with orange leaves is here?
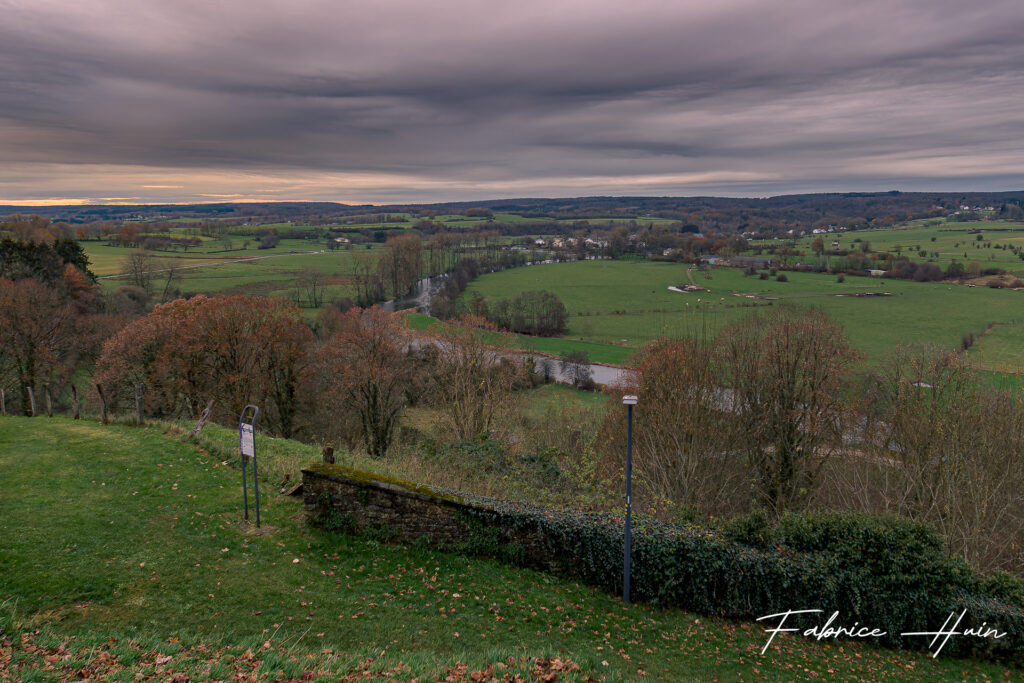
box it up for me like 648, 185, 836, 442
95, 296, 314, 437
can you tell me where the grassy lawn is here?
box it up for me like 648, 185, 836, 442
1, 417, 1016, 681
523, 384, 611, 418
461, 260, 1024, 371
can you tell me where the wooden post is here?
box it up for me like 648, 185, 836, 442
135, 383, 144, 426
45, 386, 53, 417
27, 387, 36, 417
186, 399, 215, 441
71, 384, 80, 420
95, 383, 108, 424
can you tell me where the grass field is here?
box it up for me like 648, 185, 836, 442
753, 220, 1024, 277
83, 239, 382, 304
461, 260, 1024, 372
1, 416, 1016, 681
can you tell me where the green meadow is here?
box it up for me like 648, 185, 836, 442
1, 416, 1015, 681
461, 260, 1024, 372
83, 238, 381, 303
755, 221, 1024, 277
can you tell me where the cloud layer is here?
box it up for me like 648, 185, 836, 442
2, 0, 1023, 204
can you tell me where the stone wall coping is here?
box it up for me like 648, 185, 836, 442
302, 462, 500, 513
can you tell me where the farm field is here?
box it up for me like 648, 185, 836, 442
754, 220, 1024, 277
461, 260, 1024, 373
82, 237, 334, 276
0, 416, 1012, 682
83, 238, 379, 303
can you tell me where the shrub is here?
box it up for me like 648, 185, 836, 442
836, 273, 846, 283
460, 504, 1024, 659
775, 273, 788, 282
759, 272, 768, 280
988, 279, 1005, 289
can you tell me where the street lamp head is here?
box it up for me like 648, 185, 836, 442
622, 395, 638, 405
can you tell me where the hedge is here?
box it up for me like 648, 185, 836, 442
455, 502, 1023, 661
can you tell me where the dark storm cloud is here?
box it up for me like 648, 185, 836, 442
1, 0, 1023, 203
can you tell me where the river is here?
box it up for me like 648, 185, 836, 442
384, 257, 628, 385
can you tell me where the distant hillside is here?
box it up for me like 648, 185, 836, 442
5, 191, 1023, 233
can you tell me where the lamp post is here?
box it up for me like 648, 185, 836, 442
622, 394, 637, 603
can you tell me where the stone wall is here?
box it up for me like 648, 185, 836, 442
302, 462, 562, 571
303, 462, 478, 544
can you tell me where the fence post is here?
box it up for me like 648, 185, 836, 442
27, 387, 36, 417
95, 383, 108, 424
135, 383, 144, 426
187, 399, 215, 441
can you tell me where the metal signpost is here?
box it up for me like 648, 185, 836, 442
239, 405, 261, 528
622, 394, 637, 604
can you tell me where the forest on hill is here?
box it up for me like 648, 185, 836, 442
5, 190, 1023, 235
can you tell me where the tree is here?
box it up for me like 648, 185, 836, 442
868, 345, 1024, 571
720, 307, 857, 515
427, 316, 526, 441
559, 350, 594, 390
380, 233, 423, 298
1, 237, 94, 285
297, 267, 326, 308
95, 295, 314, 437
122, 250, 156, 293
874, 345, 975, 518
0, 278, 81, 414
352, 252, 385, 306
487, 290, 568, 336
624, 338, 743, 517
309, 308, 415, 457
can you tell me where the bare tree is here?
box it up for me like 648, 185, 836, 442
122, 250, 156, 293
427, 316, 525, 442
381, 233, 423, 298
154, 258, 181, 303
866, 345, 1024, 572
559, 350, 594, 390
620, 338, 745, 518
720, 307, 858, 515
308, 308, 416, 457
0, 278, 81, 415
298, 267, 326, 308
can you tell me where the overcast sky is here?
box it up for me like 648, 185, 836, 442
2, 0, 1023, 205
